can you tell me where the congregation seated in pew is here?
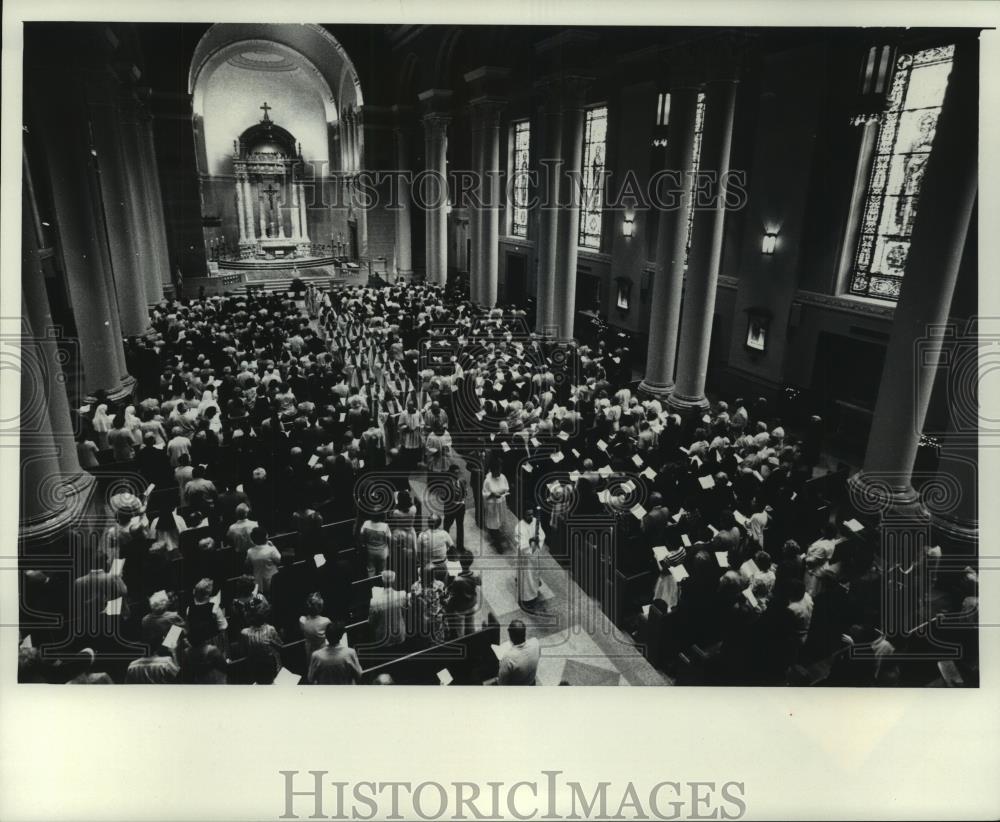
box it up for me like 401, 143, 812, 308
17, 282, 975, 688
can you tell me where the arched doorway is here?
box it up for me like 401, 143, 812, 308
189, 24, 365, 272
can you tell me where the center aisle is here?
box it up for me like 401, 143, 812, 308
411, 462, 671, 686
306, 291, 669, 686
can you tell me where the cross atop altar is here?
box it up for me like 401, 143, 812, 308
260, 101, 272, 122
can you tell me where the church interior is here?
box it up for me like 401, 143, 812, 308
16, 22, 980, 686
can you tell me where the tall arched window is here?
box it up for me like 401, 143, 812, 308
647, 90, 706, 266
510, 119, 530, 238
579, 105, 608, 249
684, 92, 707, 266
849, 44, 955, 300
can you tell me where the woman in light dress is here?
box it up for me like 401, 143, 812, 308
388, 490, 419, 591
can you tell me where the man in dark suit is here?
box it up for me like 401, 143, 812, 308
441, 464, 468, 552
136, 434, 171, 487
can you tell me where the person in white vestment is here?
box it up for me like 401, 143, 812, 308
481, 467, 509, 540
515, 509, 546, 611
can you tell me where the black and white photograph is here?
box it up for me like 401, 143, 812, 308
2, 0, 998, 819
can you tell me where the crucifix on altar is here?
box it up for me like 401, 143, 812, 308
231, 106, 310, 255
263, 183, 283, 237
264, 183, 279, 210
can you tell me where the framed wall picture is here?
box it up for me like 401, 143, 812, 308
744, 309, 772, 353
614, 276, 632, 313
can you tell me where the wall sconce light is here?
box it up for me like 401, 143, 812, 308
622, 217, 635, 239
761, 231, 777, 255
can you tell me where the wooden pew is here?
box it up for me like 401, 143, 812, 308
614, 568, 655, 629
359, 624, 501, 685
348, 575, 383, 621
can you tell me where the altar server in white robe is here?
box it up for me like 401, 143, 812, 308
515, 508, 546, 612
481, 467, 509, 545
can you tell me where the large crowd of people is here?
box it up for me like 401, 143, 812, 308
18, 278, 978, 686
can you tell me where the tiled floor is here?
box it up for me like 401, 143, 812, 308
411, 464, 671, 686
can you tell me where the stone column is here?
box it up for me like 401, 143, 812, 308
466, 68, 510, 306
84, 71, 149, 337
119, 88, 162, 306
299, 183, 311, 243
477, 99, 505, 308
341, 114, 350, 173
849, 39, 978, 517
337, 118, 345, 171
551, 77, 589, 340
344, 112, 355, 173
276, 176, 287, 239
468, 106, 485, 303
668, 74, 740, 413
20, 202, 97, 541
640, 84, 701, 397
930, 409, 978, 549
290, 175, 301, 240
534, 83, 563, 334
258, 183, 267, 239
30, 74, 133, 400
354, 109, 365, 171
118, 89, 162, 310
243, 177, 256, 241
135, 94, 170, 302
419, 90, 452, 286
235, 173, 248, 243
393, 119, 414, 278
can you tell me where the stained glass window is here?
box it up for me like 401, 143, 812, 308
510, 120, 530, 238
849, 44, 954, 300
579, 106, 608, 250
652, 92, 670, 148
684, 92, 707, 266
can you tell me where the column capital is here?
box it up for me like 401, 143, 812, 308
391, 103, 415, 130
534, 74, 594, 112
665, 45, 706, 91
421, 111, 452, 137
533, 29, 600, 69
658, 32, 750, 87
418, 88, 453, 115
702, 32, 750, 83
468, 97, 506, 130
464, 65, 511, 100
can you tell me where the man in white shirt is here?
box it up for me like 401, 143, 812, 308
166, 428, 192, 468
168, 401, 198, 438
498, 620, 541, 686
805, 524, 838, 595
225, 503, 259, 555
368, 571, 407, 647
418, 515, 454, 567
